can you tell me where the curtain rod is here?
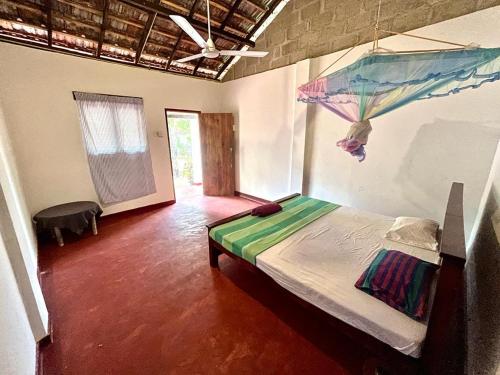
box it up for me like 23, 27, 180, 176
72, 91, 143, 100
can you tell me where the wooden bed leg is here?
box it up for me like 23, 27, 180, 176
209, 245, 221, 268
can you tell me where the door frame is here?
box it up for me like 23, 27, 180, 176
164, 108, 202, 201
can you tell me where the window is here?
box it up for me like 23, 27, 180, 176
75, 94, 147, 155
74, 92, 156, 205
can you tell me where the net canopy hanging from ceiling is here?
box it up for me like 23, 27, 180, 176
297, 48, 500, 161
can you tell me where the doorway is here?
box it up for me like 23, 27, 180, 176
165, 110, 203, 199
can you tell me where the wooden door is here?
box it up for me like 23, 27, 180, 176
199, 113, 235, 196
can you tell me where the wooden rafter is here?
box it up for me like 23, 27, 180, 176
192, 57, 204, 75
3, 0, 42, 12
220, 0, 243, 30
208, 0, 255, 25
118, 0, 255, 47
135, 1, 160, 64
139, 42, 207, 58
54, 0, 146, 30
52, 10, 99, 27
106, 28, 139, 43
0, 34, 215, 76
54, 0, 144, 29
97, 0, 110, 57
55, 0, 100, 13
192, 12, 247, 37
166, 0, 200, 70
216, 0, 281, 79
243, 0, 267, 13
36, 6, 243, 42
107, 13, 142, 28
157, 0, 253, 31
44, 0, 52, 47
193, 0, 242, 75
166, 34, 185, 69
151, 27, 198, 47
53, 1, 145, 29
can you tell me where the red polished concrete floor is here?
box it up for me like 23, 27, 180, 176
39, 187, 370, 375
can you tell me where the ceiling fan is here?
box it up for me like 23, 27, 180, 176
169, 0, 269, 63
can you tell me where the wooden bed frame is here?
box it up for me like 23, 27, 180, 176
206, 183, 466, 374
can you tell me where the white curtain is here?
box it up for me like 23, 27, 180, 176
74, 92, 156, 205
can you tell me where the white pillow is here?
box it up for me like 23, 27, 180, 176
385, 217, 439, 251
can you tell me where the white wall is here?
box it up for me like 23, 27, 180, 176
0, 102, 48, 341
0, 233, 37, 375
0, 44, 222, 216
221, 64, 296, 200
306, 7, 500, 244
223, 6, 500, 243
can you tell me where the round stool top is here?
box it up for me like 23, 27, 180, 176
33, 201, 103, 235
34, 201, 101, 219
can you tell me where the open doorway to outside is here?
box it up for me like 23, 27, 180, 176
165, 110, 203, 199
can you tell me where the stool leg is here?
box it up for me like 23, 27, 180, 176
54, 227, 64, 247
91, 215, 98, 235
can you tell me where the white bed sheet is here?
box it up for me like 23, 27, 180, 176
255, 206, 441, 358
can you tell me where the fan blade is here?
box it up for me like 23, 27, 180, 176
169, 15, 207, 49
176, 53, 205, 63
219, 50, 269, 57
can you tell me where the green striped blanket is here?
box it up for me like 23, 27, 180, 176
209, 195, 340, 265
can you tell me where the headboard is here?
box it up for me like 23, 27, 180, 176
439, 182, 467, 260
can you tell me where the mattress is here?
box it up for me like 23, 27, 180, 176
255, 206, 441, 358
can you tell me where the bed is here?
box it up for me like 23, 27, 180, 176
207, 183, 466, 374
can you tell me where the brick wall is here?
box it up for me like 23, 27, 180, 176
223, 0, 500, 81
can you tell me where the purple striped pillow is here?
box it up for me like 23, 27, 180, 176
355, 249, 439, 320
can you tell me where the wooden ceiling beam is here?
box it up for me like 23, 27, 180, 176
192, 57, 204, 75
244, 0, 282, 42
193, 0, 242, 76
141, 42, 200, 57
0, 35, 198, 75
166, 0, 200, 70
55, 0, 102, 15
242, 0, 267, 13
208, 0, 256, 25
118, 0, 254, 47
135, 4, 158, 64
151, 28, 200, 49
55, 0, 146, 29
3, 0, 44, 14
44, 0, 52, 46
151, 28, 186, 42
51, 12, 149, 42
52, 12, 101, 31
49, 16, 140, 44
97, 0, 110, 57
158, 0, 187, 13
145, 40, 173, 50
107, 14, 143, 28
106, 29, 138, 42
215, 0, 281, 79
157, 0, 249, 34
220, 0, 243, 30
166, 35, 185, 69
192, 13, 246, 37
